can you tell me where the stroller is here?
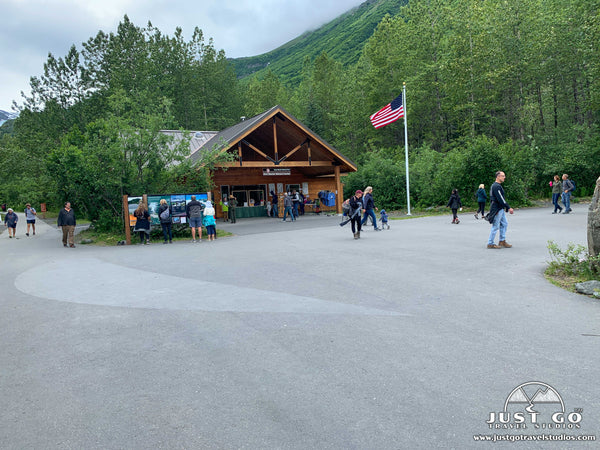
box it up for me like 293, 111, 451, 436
380, 209, 390, 230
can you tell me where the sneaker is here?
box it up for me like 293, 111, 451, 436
63, 243, 67, 247
192, 239, 196, 243
26, 233, 29, 236
69, 244, 76, 248
474, 214, 479, 219
169, 240, 172, 244
487, 244, 501, 249
163, 241, 168, 244
552, 211, 557, 214
498, 240, 512, 248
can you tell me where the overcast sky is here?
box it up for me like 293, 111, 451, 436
1, 0, 364, 112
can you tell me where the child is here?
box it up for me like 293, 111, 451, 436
447, 189, 462, 224
203, 201, 216, 241
380, 209, 390, 229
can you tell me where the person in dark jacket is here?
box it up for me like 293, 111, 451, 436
186, 195, 204, 242
551, 175, 563, 214
475, 184, 487, 219
349, 190, 364, 239
487, 171, 514, 249
4, 208, 18, 238
270, 191, 278, 218
57, 201, 77, 247
158, 199, 173, 244
360, 186, 380, 230
132, 201, 150, 245
447, 189, 462, 224
228, 195, 237, 223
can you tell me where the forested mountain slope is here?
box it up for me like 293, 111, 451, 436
230, 0, 406, 84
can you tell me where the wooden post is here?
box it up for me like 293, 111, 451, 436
273, 118, 279, 163
122, 194, 131, 245
335, 165, 343, 214
238, 142, 243, 166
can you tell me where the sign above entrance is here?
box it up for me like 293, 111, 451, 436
263, 168, 291, 176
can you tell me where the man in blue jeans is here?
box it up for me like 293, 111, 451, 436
487, 171, 514, 249
282, 192, 295, 222
561, 174, 574, 214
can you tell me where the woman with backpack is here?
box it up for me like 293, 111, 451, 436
158, 199, 172, 244
349, 190, 364, 239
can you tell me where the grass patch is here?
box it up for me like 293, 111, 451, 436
76, 226, 232, 246
545, 241, 600, 295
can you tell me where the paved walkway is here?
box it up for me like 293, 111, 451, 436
1, 205, 599, 449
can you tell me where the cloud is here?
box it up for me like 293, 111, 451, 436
0, 0, 364, 110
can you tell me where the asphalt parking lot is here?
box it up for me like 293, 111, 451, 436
1, 205, 599, 449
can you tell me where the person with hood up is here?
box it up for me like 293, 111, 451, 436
447, 189, 462, 224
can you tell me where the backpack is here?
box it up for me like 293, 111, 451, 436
342, 199, 350, 214
569, 179, 576, 193
159, 207, 170, 220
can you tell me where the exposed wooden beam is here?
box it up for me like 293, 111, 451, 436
215, 160, 334, 168
238, 142, 243, 166
241, 139, 275, 163
278, 138, 308, 163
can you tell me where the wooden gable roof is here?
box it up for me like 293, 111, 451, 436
188, 105, 357, 177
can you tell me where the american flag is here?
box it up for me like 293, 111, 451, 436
370, 94, 404, 129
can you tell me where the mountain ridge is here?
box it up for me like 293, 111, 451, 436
229, 0, 406, 84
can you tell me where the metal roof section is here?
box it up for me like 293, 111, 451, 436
161, 129, 218, 157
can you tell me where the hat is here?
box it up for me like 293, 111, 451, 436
355, 190, 363, 195
7, 208, 13, 212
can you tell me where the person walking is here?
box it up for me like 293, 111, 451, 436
447, 189, 462, 224
228, 195, 237, 223
349, 190, 364, 239
561, 174, 574, 214
203, 201, 217, 241
282, 192, 295, 222
24, 203, 37, 236
360, 186, 380, 230
487, 171, 514, 249
132, 201, 150, 245
474, 184, 487, 219
158, 199, 173, 244
57, 201, 77, 247
4, 208, 18, 238
551, 175, 563, 214
186, 195, 204, 242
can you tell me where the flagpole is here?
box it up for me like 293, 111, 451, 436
403, 82, 411, 215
